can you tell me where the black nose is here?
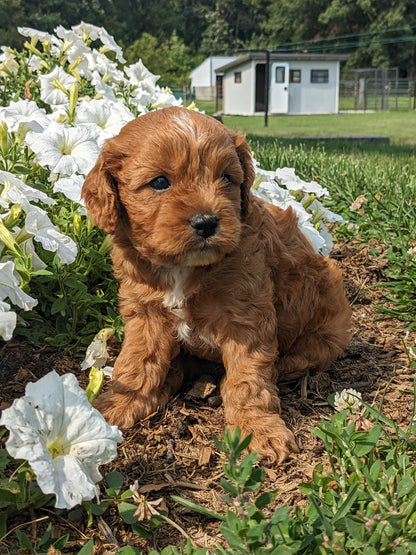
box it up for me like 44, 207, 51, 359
190, 214, 219, 239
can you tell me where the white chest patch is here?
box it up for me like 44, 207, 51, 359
163, 267, 191, 310
163, 268, 192, 342
162, 268, 218, 351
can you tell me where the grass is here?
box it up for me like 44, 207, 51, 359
223, 111, 416, 145
244, 136, 416, 328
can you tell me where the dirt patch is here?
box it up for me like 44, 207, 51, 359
1, 241, 415, 554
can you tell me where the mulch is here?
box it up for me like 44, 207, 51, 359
1, 239, 415, 554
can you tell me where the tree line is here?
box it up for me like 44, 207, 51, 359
1, 0, 415, 84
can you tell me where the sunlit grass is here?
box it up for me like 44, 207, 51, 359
222, 111, 416, 145
250, 137, 416, 328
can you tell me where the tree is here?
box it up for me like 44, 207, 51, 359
125, 32, 203, 86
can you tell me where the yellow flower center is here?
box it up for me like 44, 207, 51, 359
47, 437, 67, 459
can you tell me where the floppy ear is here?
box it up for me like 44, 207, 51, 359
82, 140, 123, 235
229, 131, 255, 218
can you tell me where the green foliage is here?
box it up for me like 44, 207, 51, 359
170, 395, 416, 554
125, 32, 203, 87
2, 0, 415, 76
0, 443, 55, 542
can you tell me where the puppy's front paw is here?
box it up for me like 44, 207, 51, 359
94, 390, 152, 429
233, 413, 299, 464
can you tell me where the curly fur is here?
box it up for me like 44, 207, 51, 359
82, 107, 351, 463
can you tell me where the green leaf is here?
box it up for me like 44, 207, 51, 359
15, 529, 36, 554
332, 484, 360, 523
117, 547, 141, 554
171, 495, 224, 520
255, 490, 277, 509
351, 424, 382, 457
77, 538, 94, 555
53, 534, 70, 550
37, 523, 52, 548
369, 459, 382, 482
131, 522, 152, 538
235, 432, 253, 455
397, 475, 415, 499
220, 477, 238, 497
90, 500, 111, 515
106, 471, 124, 491
118, 501, 139, 525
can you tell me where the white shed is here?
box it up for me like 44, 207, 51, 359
190, 56, 238, 100
216, 52, 349, 115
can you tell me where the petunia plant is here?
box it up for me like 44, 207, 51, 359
0, 22, 342, 345
0, 370, 122, 510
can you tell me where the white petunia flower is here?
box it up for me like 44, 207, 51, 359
275, 167, 329, 197
72, 21, 101, 42
24, 205, 77, 264
0, 370, 122, 509
28, 54, 42, 71
0, 260, 38, 310
53, 174, 85, 204
0, 300, 17, 340
306, 198, 344, 224
334, 388, 363, 412
0, 171, 55, 211
150, 88, 183, 109
125, 60, 159, 91
97, 27, 125, 63
25, 122, 99, 176
39, 66, 77, 106
91, 71, 117, 102
0, 100, 50, 137
54, 25, 90, 60
0, 48, 19, 76
75, 99, 134, 145
17, 27, 54, 44
129, 86, 153, 112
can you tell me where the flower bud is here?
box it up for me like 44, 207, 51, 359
0, 121, 8, 155
73, 213, 82, 237
68, 82, 79, 123
23, 40, 43, 58
85, 366, 104, 404
3, 204, 22, 228
51, 78, 69, 96
0, 218, 21, 254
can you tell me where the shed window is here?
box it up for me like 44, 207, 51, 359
234, 71, 242, 83
311, 69, 329, 83
289, 69, 301, 83
275, 66, 285, 83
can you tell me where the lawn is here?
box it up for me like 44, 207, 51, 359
223, 111, 416, 145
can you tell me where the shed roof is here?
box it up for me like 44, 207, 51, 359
216, 51, 349, 73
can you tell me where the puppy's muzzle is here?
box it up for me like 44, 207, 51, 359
190, 213, 219, 239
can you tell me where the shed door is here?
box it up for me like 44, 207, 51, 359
270, 62, 289, 113
255, 63, 266, 112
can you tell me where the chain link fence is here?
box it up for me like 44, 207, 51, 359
340, 68, 416, 111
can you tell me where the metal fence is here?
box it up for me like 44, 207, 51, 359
168, 85, 195, 104
339, 68, 416, 111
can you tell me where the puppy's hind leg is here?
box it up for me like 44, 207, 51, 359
275, 311, 352, 382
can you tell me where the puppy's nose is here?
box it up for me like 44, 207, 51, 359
190, 214, 219, 239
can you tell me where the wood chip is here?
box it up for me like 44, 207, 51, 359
185, 375, 217, 400
198, 446, 212, 466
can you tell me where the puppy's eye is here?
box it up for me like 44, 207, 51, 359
149, 176, 170, 192
221, 174, 231, 184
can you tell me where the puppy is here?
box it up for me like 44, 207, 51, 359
82, 106, 351, 463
